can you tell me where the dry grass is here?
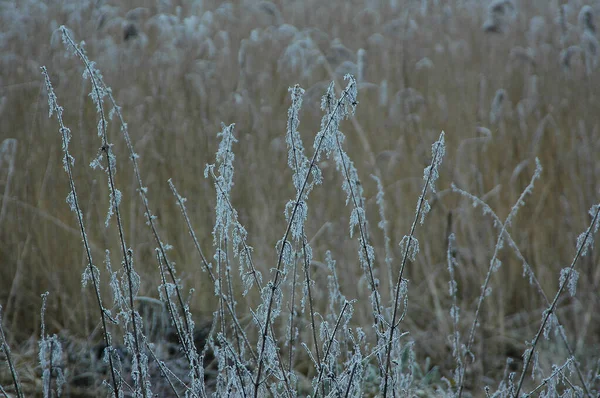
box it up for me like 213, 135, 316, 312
1, 0, 600, 396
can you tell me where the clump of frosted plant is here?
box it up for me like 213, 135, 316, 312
514, 202, 600, 398
283, 84, 325, 394
483, 0, 516, 33
578, 5, 596, 34
399, 235, 419, 262
419, 131, 445, 225
456, 159, 542, 398
560, 268, 580, 297
382, 132, 446, 398
38, 293, 66, 398
42, 65, 122, 397
447, 234, 464, 391
205, 123, 261, 296
284, 85, 315, 241
318, 75, 385, 325
490, 89, 507, 124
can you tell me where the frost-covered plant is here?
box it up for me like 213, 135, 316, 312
38, 292, 66, 398
59, 26, 151, 398
447, 233, 464, 394
451, 185, 592, 396
252, 75, 359, 398
0, 305, 23, 398
455, 159, 542, 398
382, 131, 445, 397
514, 203, 600, 397
41, 65, 121, 397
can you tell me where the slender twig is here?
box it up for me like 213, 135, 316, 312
41, 65, 120, 397
313, 301, 352, 394
522, 357, 573, 398
0, 306, 23, 398
253, 81, 354, 398
145, 341, 199, 398
301, 235, 323, 396
456, 160, 542, 398
100, 58, 203, 384
168, 180, 256, 361
514, 205, 600, 397
453, 186, 593, 397
60, 27, 148, 398
382, 132, 445, 397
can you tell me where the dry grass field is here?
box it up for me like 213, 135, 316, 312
1, 0, 600, 396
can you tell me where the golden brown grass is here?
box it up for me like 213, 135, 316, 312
1, 0, 599, 395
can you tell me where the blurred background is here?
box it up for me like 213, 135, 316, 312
1, 0, 599, 394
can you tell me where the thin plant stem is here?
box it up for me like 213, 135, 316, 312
514, 204, 600, 397
41, 65, 120, 397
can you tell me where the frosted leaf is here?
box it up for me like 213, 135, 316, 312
66, 190, 77, 212
491, 258, 502, 273
343, 74, 358, 113
419, 199, 431, 225
523, 347, 533, 365
349, 207, 366, 238
285, 85, 310, 193
105, 187, 122, 228
90, 151, 104, 171
560, 268, 579, 297
542, 311, 558, 340
588, 204, 600, 226
277, 238, 294, 273
424, 131, 445, 194
418, 132, 445, 225
577, 204, 600, 257
81, 264, 100, 289
286, 200, 307, 241
399, 235, 419, 262
484, 286, 492, 297
358, 240, 376, 273
576, 231, 593, 257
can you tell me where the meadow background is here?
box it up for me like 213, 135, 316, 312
1, 0, 599, 396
